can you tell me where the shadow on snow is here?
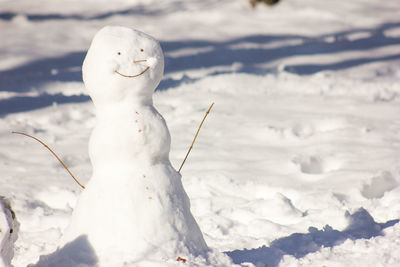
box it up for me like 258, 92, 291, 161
226, 208, 399, 267
28, 235, 98, 267
0, 7, 162, 22
0, 22, 400, 115
0, 2, 194, 22
162, 21, 400, 75
0, 94, 90, 115
21, 208, 400, 267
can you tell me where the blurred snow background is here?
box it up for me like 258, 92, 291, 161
0, 0, 400, 266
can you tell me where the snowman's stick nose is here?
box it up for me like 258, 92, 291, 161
134, 59, 147, 63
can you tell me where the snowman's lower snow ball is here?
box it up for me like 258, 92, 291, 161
32, 26, 234, 267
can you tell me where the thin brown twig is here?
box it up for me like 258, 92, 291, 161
178, 102, 214, 173
12, 131, 85, 189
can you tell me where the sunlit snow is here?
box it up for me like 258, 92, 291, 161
0, 0, 399, 266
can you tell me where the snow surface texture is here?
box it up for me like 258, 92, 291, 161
28, 26, 232, 266
0, 197, 19, 267
1, 0, 400, 266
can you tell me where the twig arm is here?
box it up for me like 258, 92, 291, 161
12, 131, 85, 189
178, 102, 214, 173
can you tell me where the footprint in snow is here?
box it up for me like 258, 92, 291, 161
361, 171, 398, 199
292, 155, 341, 175
291, 118, 348, 139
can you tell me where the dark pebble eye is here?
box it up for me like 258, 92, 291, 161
117, 52, 121, 55
140, 49, 144, 52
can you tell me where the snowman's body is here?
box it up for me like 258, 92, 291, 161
62, 26, 208, 265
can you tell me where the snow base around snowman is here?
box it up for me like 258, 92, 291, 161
30, 236, 233, 267
29, 26, 236, 267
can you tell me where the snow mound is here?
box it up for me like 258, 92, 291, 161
0, 197, 19, 267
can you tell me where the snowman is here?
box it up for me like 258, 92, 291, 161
57, 26, 231, 266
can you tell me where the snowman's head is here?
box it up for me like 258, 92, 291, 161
83, 26, 164, 106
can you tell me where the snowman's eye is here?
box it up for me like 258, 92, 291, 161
140, 49, 144, 52
117, 52, 121, 55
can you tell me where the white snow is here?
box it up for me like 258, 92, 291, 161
0, 0, 400, 266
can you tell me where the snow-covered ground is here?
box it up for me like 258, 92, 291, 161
1, 0, 400, 266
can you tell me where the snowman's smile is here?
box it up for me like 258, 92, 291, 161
115, 66, 150, 78
115, 59, 150, 78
